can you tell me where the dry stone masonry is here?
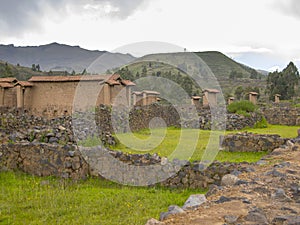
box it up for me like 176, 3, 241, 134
221, 132, 287, 152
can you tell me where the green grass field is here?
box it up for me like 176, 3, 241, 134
1, 125, 298, 224
110, 125, 300, 163
0, 171, 202, 225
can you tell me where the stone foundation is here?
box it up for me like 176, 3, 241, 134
0, 142, 254, 189
221, 132, 287, 152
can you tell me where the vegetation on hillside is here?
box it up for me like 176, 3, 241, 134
266, 62, 300, 100
227, 100, 257, 114
116, 52, 265, 98
233, 86, 260, 101
0, 61, 46, 80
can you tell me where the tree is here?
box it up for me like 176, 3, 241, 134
3, 63, 13, 77
229, 70, 243, 80
142, 65, 147, 76
81, 68, 87, 75
234, 86, 244, 100
181, 76, 193, 96
267, 62, 299, 100
36, 64, 40, 72
250, 69, 258, 79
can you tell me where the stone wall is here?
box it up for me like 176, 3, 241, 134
261, 105, 300, 125
0, 104, 263, 138
0, 142, 252, 189
0, 143, 89, 180
221, 132, 287, 152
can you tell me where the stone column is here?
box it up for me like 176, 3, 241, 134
126, 86, 131, 106
143, 92, 147, 106
16, 85, 24, 108
0, 88, 4, 106
103, 84, 111, 105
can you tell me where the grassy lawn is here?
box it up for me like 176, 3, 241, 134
109, 125, 300, 163
2, 125, 298, 224
0, 171, 202, 225
237, 124, 299, 138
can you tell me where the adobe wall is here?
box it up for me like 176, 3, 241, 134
26, 81, 114, 117
28, 82, 77, 116
3, 88, 17, 107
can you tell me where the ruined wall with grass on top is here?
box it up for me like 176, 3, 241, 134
221, 132, 287, 152
260, 105, 300, 126
0, 142, 256, 189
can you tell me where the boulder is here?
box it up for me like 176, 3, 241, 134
182, 194, 207, 210
221, 174, 239, 186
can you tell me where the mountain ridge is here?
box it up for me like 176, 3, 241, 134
0, 42, 136, 73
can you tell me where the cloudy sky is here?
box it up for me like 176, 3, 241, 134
0, 0, 300, 70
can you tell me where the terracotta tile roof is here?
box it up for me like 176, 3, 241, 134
106, 79, 121, 85
16, 81, 33, 87
0, 77, 17, 83
28, 75, 109, 82
143, 90, 160, 95
132, 91, 143, 95
203, 89, 220, 93
28, 74, 135, 87
0, 82, 14, 88
121, 80, 136, 86
192, 96, 202, 100
249, 92, 258, 95
110, 74, 121, 80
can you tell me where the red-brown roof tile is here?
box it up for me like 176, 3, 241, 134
0, 77, 17, 83
203, 89, 220, 93
249, 92, 258, 95
121, 80, 136, 86
0, 82, 14, 88
143, 90, 160, 95
192, 96, 202, 100
16, 81, 33, 87
28, 75, 109, 82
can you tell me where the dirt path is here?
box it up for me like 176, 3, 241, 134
160, 144, 300, 225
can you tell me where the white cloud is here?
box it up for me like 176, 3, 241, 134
0, 0, 300, 71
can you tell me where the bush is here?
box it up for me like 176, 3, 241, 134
254, 116, 268, 128
227, 100, 256, 113
236, 110, 250, 117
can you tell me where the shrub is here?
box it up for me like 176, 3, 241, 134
236, 110, 250, 117
227, 100, 256, 113
254, 116, 268, 128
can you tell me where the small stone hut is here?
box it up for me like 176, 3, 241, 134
202, 89, 220, 107
248, 92, 258, 105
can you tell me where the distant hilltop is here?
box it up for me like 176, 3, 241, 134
0, 42, 136, 74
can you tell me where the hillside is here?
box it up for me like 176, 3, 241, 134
0, 45, 267, 99
116, 51, 267, 99
0, 61, 46, 80
0, 43, 135, 73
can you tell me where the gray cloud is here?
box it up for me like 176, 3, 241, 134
0, 0, 147, 37
275, 0, 300, 19
86, 0, 147, 19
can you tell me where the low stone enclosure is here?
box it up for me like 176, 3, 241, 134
221, 132, 287, 152
0, 143, 261, 189
0, 104, 298, 188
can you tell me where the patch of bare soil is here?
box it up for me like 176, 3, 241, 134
161, 144, 300, 225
